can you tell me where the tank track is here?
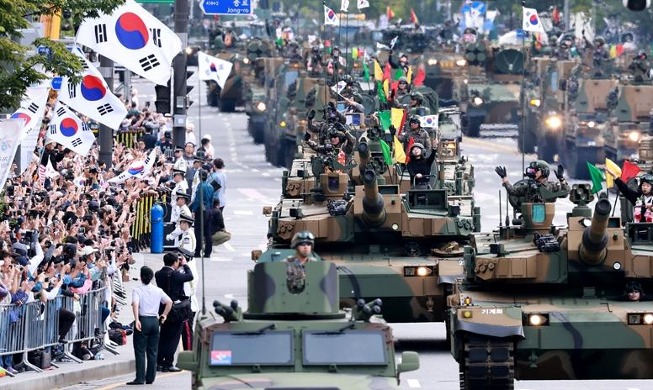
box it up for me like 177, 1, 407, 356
459, 334, 515, 390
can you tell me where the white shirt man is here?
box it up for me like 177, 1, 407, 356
170, 170, 189, 204
170, 191, 191, 225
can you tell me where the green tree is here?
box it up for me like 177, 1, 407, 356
0, 0, 125, 110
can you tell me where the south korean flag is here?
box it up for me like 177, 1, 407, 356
46, 103, 97, 157
75, 0, 182, 85
10, 85, 49, 142
59, 47, 128, 130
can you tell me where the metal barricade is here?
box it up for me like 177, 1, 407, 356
115, 129, 145, 149
131, 194, 156, 251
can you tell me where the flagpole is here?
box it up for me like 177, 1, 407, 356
520, 0, 526, 176
345, 10, 350, 73
322, 0, 329, 108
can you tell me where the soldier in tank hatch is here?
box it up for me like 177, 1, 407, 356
285, 231, 318, 294
495, 161, 569, 203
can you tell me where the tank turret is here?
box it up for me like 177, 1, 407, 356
578, 197, 611, 266
361, 169, 386, 227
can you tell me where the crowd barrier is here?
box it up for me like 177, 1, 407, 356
131, 194, 157, 251
0, 287, 112, 376
115, 129, 145, 149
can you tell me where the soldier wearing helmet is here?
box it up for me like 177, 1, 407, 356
286, 231, 318, 293
629, 50, 650, 82
394, 76, 411, 100
408, 91, 431, 116
400, 116, 432, 153
342, 92, 364, 113
406, 142, 437, 189
389, 51, 410, 76
610, 171, 653, 222
495, 160, 569, 203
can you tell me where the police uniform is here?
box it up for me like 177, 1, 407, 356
171, 169, 189, 204
173, 149, 188, 173
170, 191, 191, 225
166, 213, 196, 251
176, 247, 198, 351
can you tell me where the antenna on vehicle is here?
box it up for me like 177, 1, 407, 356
520, 0, 527, 176
499, 190, 503, 227
505, 188, 511, 227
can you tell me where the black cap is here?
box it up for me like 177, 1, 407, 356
179, 214, 194, 225
172, 168, 185, 176
176, 191, 190, 201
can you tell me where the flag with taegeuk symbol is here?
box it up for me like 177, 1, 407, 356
76, 0, 182, 85
10, 85, 49, 142
324, 5, 339, 26
59, 46, 128, 130
46, 103, 97, 156
198, 51, 233, 89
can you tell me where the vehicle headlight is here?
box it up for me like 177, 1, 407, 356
645, 314, 653, 325
456, 59, 467, 67
427, 58, 438, 66
527, 313, 549, 326
529, 98, 541, 107
587, 121, 596, 128
472, 96, 483, 106
256, 102, 266, 111
628, 131, 640, 142
184, 47, 193, 55
279, 120, 286, 128
243, 57, 250, 64
544, 115, 562, 130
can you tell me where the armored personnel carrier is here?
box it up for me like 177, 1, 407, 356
177, 261, 419, 389
259, 132, 480, 322
449, 184, 653, 389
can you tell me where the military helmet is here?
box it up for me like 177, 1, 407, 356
350, 92, 363, 102
410, 91, 423, 102
528, 160, 550, 177
594, 36, 605, 46
408, 115, 421, 126
341, 74, 354, 84
291, 230, 315, 248
639, 172, 653, 190
398, 76, 408, 84
410, 142, 425, 154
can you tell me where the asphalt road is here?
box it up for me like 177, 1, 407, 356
56, 75, 646, 390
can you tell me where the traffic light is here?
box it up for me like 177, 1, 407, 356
624, 0, 650, 11
61, 10, 74, 36
155, 82, 171, 114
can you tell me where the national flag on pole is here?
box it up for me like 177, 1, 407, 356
386, 6, 395, 20
0, 120, 22, 191
404, 137, 415, 163
419, 115, 439, 129
621, 160, 642, 182
357, 0, 369, 10
412, 67, 426, 86
410, 9, 419, 25
340, 0, 350, 12
383, 62, 391, 80
586, 162, 604, 194
376, 81, 387, 104
324, 5, 339, 26
379, 138, 392, 166
390, 36, 398, 49
373, 60, 383, 81
604, 158, 621, 188
331, 80, 347, 95
108, 148, 159, 184
522, 7, 545, 34
362, 61, 370, 81
198, 51, 233, 89
46, 103, 97, 156
393, 136, 407, 164
76, 0, 182, 85
378, 110, 391, 131
59, 46, 128, 130
406, 67, 413, 83
390, 108, 406, 133
10, 85, 49, 141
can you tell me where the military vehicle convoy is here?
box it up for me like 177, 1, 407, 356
459, 42, 524, 137
178, 260, 420, 389
448, 184, 653, 388
258, 124, 480, 322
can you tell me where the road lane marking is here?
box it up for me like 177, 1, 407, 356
222, 242, 236, 252
96, 371, 185, 390
406, 379, 421, 388
233, 210, 254, 216
224, 293, 234, 299
237, 188, 271, 200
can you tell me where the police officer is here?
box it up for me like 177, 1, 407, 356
170, 169, 189, 204
170, 191, 191, 226
172, 147, 187, 172
285, 231, 318, 293
495, 161, 569, 203
128, 266, 172, 385
400, 116, 432, 153
166, 213, 196, 252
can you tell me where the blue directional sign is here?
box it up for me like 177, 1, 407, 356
51, 76, 62, 91
199, 0, 252, 15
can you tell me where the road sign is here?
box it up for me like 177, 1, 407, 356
199, 0, 252, 15
51, 76, 62, 91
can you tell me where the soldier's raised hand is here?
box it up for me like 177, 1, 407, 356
556, 164, 565, 180
495, 166, 507, 179
308, 109, 316, 121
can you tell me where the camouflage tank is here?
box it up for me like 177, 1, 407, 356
603, 81, 653, 165
206, 51, 248, 112
245, 44, 278, 144
559, 70, 618, 179
449, 184, 653, 388
258, 133, 481, 322
520, 57, 577, 160
177, 261, 420, 389
459, 45, 523, 137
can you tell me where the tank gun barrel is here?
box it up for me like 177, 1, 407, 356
358, 142, 370, 168
362, 169, 386, 227
579, 198, 611, 265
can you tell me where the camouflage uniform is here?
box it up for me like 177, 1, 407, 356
285, 256, 317, 293
400, 126, 432, 153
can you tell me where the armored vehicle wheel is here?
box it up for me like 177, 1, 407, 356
219, 98, 237, 112
459, 334, 515, 390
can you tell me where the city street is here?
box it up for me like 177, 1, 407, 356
53, 74, 649, 390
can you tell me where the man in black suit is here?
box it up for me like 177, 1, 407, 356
155, 252, 194, 372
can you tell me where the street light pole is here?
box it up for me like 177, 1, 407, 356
173, 0, 190, 148
99, 55, 114, 168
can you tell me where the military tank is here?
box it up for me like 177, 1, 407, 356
177, 260, 420, 389
258, 132, 481, 323
449, 184, 653, 389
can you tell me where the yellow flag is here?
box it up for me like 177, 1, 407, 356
351, 47, 359, 59
406, 67, 413, 83
605, 158, 622, 188
383, 79, 389, 98
374, 60, 383, 81
391, 108, 405, 130
609, 45, 617, 59
393, 135, 407, 164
